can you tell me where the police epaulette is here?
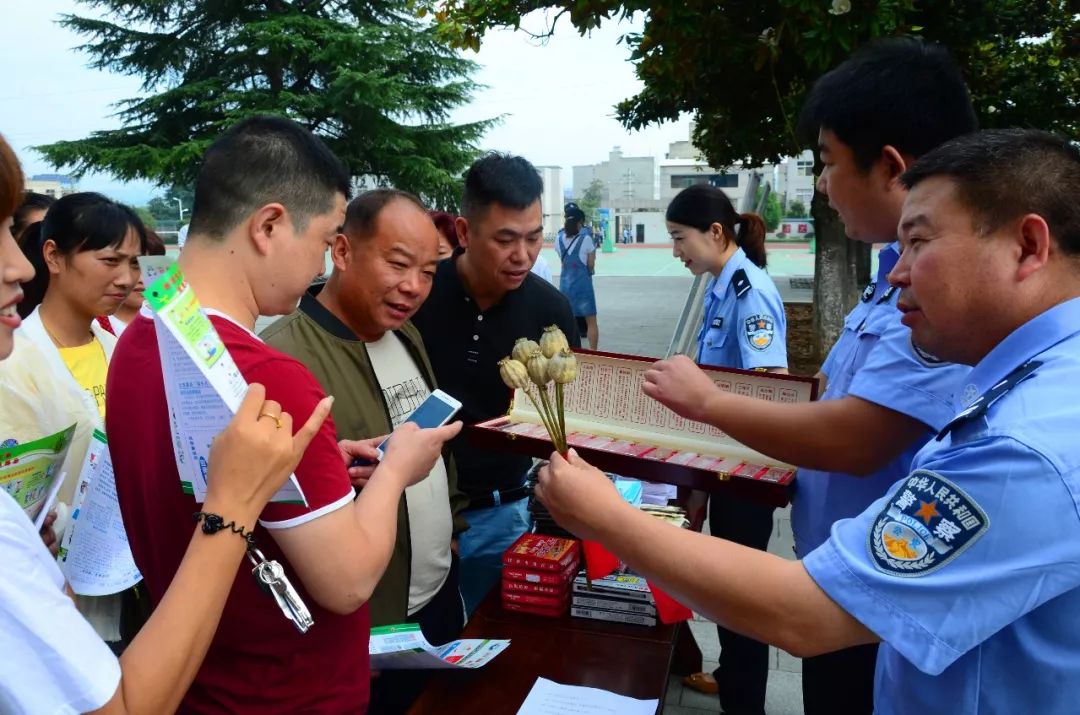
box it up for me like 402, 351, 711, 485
876, 285, 898, 304
935, 360, 1042, 441
732, 269, 751, 299
860, 281, 876, 302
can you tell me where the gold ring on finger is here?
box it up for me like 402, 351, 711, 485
258, 412, 283, 429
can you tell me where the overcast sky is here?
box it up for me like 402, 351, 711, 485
0, 2, 691, 206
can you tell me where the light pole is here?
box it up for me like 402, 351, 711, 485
175, 198, 188, 225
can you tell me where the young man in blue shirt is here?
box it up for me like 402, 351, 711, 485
538, 127, 1080, 715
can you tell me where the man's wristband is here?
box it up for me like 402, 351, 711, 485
193, 511, 257, 549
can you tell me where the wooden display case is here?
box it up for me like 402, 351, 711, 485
468, 350, 818, 507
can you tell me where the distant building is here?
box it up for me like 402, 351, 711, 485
572, 147, 658, 209
773, 154, 816, 212
26, 173, 77, 198
570, 134, 817, 245
536, 165, 564, 241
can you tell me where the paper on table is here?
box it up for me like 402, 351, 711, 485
59, 429, 142, 596
0, 424, 76, 522
369, 623, 510, 670
516, 678, 659, 715
139, 256, 306, 505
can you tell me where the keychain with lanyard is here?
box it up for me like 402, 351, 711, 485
194, 512, 314, 633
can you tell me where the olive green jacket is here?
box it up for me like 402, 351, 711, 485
261, 291, 468, 627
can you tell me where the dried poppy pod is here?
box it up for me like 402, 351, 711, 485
539, 325, 569, 358
526, 349, 551, 387
548, 347, 578, 384
498, 356, 530, 391
512, 337, 539, 364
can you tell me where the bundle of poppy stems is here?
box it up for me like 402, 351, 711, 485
498, 325, 579, 456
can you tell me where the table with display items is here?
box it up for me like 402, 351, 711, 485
408, 589, 698, 714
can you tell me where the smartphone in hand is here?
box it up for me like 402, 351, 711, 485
352, 389, 462, 465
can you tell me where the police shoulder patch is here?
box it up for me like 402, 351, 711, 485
744, 314, 776, 352
867, 470, 989, 577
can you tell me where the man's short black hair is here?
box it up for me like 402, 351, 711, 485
460, 152, 543, 221
798, 37, 978, 171
344, 188, 428, 242
189, 115, 351, 240
901, 129, 1080, 256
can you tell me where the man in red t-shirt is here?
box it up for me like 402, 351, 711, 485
107, 116, 459, 714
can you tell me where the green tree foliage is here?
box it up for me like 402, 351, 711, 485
756, 187, 782, 231
36, 1, 496, 209
787, 199, 807, 218
146, 197, 175, 225
134, 206, 157, 230
431, 0, 1079, 358
576, 178, 605, 224
147, 184, 194, 226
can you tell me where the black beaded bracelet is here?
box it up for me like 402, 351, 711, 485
193, 511, 257, 549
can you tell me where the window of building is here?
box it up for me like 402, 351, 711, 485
669, 173, 738, 189
797, 160, 814, 177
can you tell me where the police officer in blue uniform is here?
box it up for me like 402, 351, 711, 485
535, 128, 1080, 715
666, 183, 787, 714
640, 39, 979, 714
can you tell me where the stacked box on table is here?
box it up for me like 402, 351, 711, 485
571, 571, 659, 627
468, 350, 819, 508
500, 533, 579, 617
502, 533, 580, 572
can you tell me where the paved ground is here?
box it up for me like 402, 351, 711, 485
541, 243, 816, 280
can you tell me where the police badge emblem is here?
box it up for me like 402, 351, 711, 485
868, 470, 989, 577
744, 315, 776, 351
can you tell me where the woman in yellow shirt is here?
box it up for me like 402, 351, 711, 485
1, 192, 147, 646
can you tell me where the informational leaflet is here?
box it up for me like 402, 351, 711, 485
0, 424, 76, 522
139, 256, 306, 505
59, 429, 142, 596
33, 469, 65, 531
369, 624, 510, 670
516, 678, 659, 715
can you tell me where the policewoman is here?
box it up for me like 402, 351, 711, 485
665, 183, 787, 714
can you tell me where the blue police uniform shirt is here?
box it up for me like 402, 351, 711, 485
803, 296, 1080, 714
695, 247, 788, 370
791, 242, 970, 558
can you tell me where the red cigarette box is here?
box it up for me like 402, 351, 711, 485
502, 534, 580, 572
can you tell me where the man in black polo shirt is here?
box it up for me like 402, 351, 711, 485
412, 152, 579, 614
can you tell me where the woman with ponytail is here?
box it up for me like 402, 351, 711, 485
664, 183, 788, 712
1, 191, 148, 648
666, 183, 786, 371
